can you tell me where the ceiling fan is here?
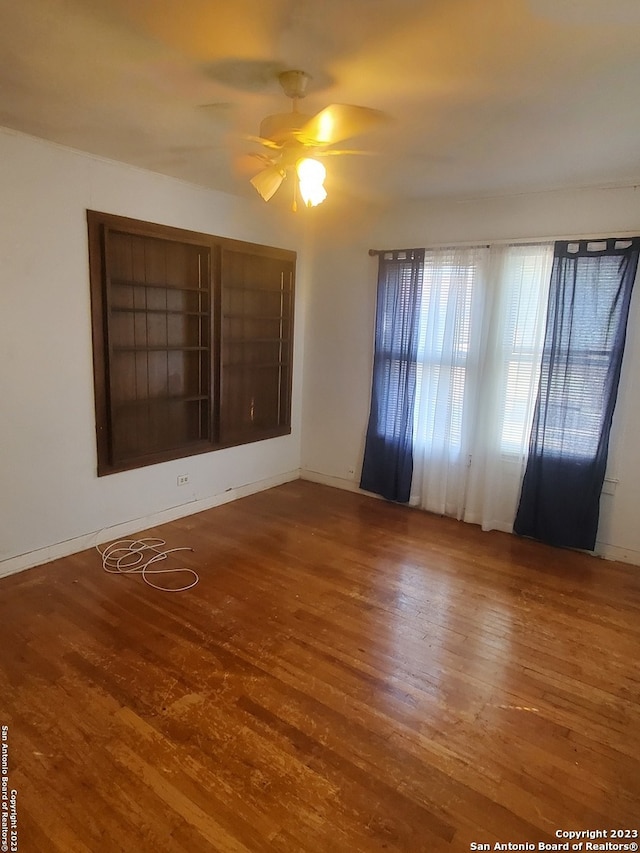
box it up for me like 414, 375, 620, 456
247, 69, 385, 209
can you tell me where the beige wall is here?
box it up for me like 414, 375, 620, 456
0, 127, 309, 575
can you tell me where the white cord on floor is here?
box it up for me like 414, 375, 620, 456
96, 538, 199, 592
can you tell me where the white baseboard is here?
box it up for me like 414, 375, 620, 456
6, 468, 637, 580
301, 469, 640, 568
299, 468, 371, 495
595, 541, 640, 567
0, 469, 301, 580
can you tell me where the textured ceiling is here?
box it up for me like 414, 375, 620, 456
2, 0, 640, 206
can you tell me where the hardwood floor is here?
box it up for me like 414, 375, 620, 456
1, 480, 639, 852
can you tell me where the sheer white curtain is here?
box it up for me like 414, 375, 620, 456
411, 243, 553, 531
410, 247, 488, 517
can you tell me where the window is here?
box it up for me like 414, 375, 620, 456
535, 243, 632, 460
375, 260, 422, 442
414, 247, 484, 455
497, 246, 553, 454
413, 244, 552, 461
364, 236, 638, 541
514, 237, 640, 550
410, 242, 553, 528
88, 212, 295, 475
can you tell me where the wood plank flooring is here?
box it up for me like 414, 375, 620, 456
1, 480, 639, 852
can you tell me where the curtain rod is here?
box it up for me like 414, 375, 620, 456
369, 229, 640, 255
368, 248, 424, 256
369, 246, 490, 256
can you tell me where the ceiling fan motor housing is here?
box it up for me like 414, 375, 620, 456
259, 111, 313, 145
278, 70, 311, 99
257, 71, 314, 144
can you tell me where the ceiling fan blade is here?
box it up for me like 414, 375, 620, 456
233, 151, 274, 178
250, 164, 285, 202
245, 134, 283, 150
295, 104, 385, 147
250, 152, 277, 164
314, 149, 377, 157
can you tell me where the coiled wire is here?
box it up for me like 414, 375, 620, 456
96, 538, 199, 592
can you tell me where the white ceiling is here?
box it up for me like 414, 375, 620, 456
2, 0, 640, 206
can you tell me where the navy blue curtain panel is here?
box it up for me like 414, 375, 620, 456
514, 238, 639, 550
360, 249, 425, 502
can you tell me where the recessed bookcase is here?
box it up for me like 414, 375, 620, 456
87, 212, 295, 475
220, 247, 294, 445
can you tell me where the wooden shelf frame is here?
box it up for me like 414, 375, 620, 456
88, 211, 296, 475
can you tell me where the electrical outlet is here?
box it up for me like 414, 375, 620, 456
177, 474, 189, 486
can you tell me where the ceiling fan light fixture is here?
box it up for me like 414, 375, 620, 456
247, 69, 383, 209
250, 164, 285, 202
296, 157, 327, 207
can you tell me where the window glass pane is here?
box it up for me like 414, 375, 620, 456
414, 248, 484, 452
499, 246, 553, 454
538, 253, 627, 460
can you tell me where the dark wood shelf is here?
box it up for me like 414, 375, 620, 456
222, 284, 291, 294
110, 277, 209, 294
112, 345, 208, 353
111, 307, 209, 317
222, 361, 290, 369
224, 337, 289, 344
114, 394, 208, 411
223, 313, 284, 321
